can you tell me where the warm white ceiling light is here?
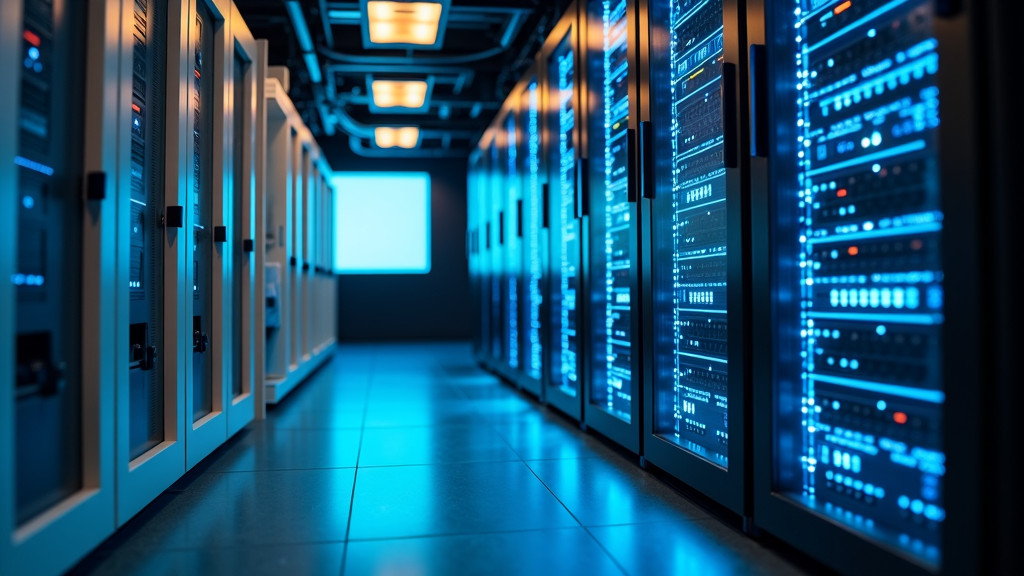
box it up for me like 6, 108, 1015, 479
371, 80, 429, 109
362, 1, 447, 48
375, 127, 420, 149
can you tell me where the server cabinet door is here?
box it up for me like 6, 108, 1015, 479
185, 0, 230, 469
502, 111, 523, 379
263, 90, 294, 389
487, 138, 504, 369
543, 2, 584, 422
751, 0, 983, 573
467, 149, 483, 358
641, 0, 749, 514
115, 0, 189, 526
1, 1, 116, 573
582, 0, 642, 454
225, 4, 258, 437
516, 73, 546, 399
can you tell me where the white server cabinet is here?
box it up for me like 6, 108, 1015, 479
290, 128, 310, 372
301, 143, 316, 362
1, 1, 118, 574
250, 38, 269, 419
223, 3, 259, 438
113, 0, 188, 526
181, 0, 231, 470
263, 73, 300, 403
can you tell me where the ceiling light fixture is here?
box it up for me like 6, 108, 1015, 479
375, 127, 421, 149
361, 0, 450, 50
369, 78, 432, 112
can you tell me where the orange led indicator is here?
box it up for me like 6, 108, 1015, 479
837, 189, 847, 198
132, 103, 141, 113
893, 411, 908, 425
834, 1, 852, 15
848, 246, 859, 256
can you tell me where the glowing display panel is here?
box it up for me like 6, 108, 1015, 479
505, 112, 520, 370
332, 172, 431, 273
520, 79, 543, 381
771, 0, 945, 566
547, 31, 579, 398
650, 0, 729, 466
587, 0, 632, 420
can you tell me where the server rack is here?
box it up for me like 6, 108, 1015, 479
289, 130, 307, 374
114, 0, 188, 525
542, 1, 585, 422
749, 0, 988, 573
224, 5, 258, 437
486, 133, 504, 369
513, 65, 546, 400
501, 108, 523, 382
251, 38, 268, 417
581, 0, 643, 454
1, 1, 117, 574
300, 143, 315, 363
467, 148, 484, 361
263, 71, 297, 401
182, 0, 232, 470
640, 0, 750, 514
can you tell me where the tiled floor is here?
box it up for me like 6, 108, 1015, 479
69, 341, 823, 576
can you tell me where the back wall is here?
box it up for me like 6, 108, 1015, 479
322, 146, 471, 342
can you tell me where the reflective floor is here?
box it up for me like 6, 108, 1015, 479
70, 341, 823, 576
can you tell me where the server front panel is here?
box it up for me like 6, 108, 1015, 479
767, 0, 945, 567
14, 0, 87, 525
127, 0, 167, 460
191, 2, 215, 421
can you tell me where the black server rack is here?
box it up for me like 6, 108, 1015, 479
515, 68, 546, 399
127, 0, 167, 461
749, 0, 993, 573
640, 0, 750, 514
543, 1, 585, 422
502, 111, 522, 380
468, 149, 485, 362
12, 0, 88, 526
581, 0, 643, 453
487, 137, 504, 368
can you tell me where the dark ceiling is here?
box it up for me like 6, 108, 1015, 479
233, 0, 572, 159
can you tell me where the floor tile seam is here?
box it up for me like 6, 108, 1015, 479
344, 525, 599, 543
207, 465, 360, 475
578, 525, 632, 576
355, 456, 525, 469
100, 539, 350, 554
341, 373, 374, 576
521, 459, 587, 530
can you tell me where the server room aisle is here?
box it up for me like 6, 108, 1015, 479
68, 342, 818, 576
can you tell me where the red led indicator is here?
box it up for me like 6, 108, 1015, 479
837, 189, 848, 198
848, 246, 859, 256
893, 411, 908, 425
23, 30, 41, 47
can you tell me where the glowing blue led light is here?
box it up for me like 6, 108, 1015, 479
28, 46, 39, 60
22, 195, 34, 209
877, 400, 887, 411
